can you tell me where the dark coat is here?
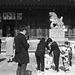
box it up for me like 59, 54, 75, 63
35, 40, 47, 56
14, 33, 30, 64
49, 41, 60, 56
68, 47, 72, 60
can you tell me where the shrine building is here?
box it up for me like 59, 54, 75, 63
0, 0, 75, 40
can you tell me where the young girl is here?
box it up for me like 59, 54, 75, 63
44, 49, 53, 70
68, 47, 72, 67
61, 41, 71, 72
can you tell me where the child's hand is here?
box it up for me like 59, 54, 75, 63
48, 50, 50, 52
44, 54, 50, 58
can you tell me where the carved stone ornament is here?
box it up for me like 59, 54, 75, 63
49, 12, 64, 29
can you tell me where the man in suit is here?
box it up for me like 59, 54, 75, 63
14, 26, 30, 75
48, 38, 60, 72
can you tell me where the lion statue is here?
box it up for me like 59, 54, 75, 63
49, 12, 64, 28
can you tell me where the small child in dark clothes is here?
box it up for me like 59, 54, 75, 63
68, 47, 72, 66
61, 41, 70, 72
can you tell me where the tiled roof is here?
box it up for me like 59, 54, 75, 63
0, 0, 74, 6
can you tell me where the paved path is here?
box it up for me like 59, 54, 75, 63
0, 53, 75, 75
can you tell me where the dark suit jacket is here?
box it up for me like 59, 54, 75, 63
14, 33, 30, 64
49, 41, 60, 56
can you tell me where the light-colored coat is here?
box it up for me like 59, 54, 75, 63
5, 37, 14, 56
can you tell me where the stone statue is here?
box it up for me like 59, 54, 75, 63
49, 12, 64, 28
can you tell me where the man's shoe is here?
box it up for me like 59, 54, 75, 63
54, 70, 59, 73
7, 61, 9, 63
41, 71, 44, 74
37, 70, 41, 73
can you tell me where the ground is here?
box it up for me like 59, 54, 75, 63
0, 53, 75, 75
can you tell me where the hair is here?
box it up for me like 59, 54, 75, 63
46, 38, 52, 44
40, 38, 45, 42
19, 25, 27, 31
64, 41, 69, 45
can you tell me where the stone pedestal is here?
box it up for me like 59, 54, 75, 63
49, 28, 65, 45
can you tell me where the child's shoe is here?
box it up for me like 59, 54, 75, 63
65, 69, 70, 73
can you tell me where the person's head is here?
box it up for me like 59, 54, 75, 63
64, 41, 69, 46
46, 38, 52, 44
19, 26, 27, 35
40, 38, 45, 42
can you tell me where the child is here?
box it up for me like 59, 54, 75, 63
44, 49, 53, 70
5, 34, 14, 62
61, 50, 65, 66
64, 48, 70, 72
61, 41, 71, 72
68, 46, 72, 67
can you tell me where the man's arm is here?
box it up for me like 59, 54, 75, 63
49, 45, 53, 54
22, 37, 30, 51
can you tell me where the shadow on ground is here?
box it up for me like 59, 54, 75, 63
51, 65, 55, 70
0, 58, 6, 62
25, 70, 32, 75
59, 66, 66, 72
51, 65, 66, 72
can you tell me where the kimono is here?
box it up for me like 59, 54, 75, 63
44, 52, 53, 69
61, 46, 72, 72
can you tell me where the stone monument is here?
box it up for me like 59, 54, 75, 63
49, 12, 66, 45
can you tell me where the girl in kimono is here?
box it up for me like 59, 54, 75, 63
61, 41, 71, 72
